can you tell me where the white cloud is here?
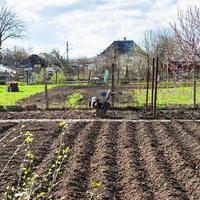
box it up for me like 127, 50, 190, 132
2, 0, 200, 57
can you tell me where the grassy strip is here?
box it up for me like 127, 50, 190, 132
0, 84, 60, 106
130, 81, 198, 89
133, 86, 200, 107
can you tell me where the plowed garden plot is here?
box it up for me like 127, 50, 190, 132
2, 108, 200, 120
0, 121, 200, 199
18, 85, 134, 108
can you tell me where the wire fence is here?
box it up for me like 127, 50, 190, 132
0, 63, 200, 113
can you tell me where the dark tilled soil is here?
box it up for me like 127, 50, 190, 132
0, 121, 200, 199
2, 108, 200, 120
18, 85, 134, 108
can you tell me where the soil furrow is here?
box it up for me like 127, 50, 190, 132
117, 122, 155, 200
136, 122, 188, 200
0, 124, 26, 194
148, 122, 190, 199
172, 122, 200, 165
153, 122, 200, 199
54, 121, 102, 199
32, 122, 87, 174
0, 123, 16, 138
0, 122, 61, 197
87, 122, 122, 200
164, 122, 200, 171
182, 122, 200, 143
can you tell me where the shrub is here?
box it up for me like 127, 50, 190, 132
66, 93, 84, 108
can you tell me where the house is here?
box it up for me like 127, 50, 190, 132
163, 58, 200, 80
0, 64, 15, 84
98, 37, 136, 58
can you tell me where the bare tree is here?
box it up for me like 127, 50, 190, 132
2, 47, 29, 67
171, 6, 200, 107
171, 6, 200, 63
0, 2, 25, 56
40, 49, 66, 68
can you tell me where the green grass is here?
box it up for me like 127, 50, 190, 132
66, 92, 84, 108
134, 86, 199, 107
0, 84, 59, 106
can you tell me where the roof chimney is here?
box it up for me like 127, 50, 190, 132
124, 37, 127, 40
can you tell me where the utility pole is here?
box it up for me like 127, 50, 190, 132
66, 41, 69, 77
66, 41, 69, 63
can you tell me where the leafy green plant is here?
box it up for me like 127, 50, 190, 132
66, 92, 84, 108
88, 180, 102, 200
4, 121, 72, 200
91, 180, 102, 189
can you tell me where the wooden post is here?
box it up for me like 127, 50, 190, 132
193, 62, 197, 108
77, 66, 80, 80
151, 58, 155, 110
111, 63, 115, 108
167, 63, 170, 82
55, 70, 58, 84
145, 57, 150, 111
26, 71, 29, 85
117, 69, 120, 84
88, 70, 91, 85
153, 57, 159, 117
44, 67, 49, 110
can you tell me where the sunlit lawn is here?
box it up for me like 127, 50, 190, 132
0, 84, 59, 106
134, 86, 199, 107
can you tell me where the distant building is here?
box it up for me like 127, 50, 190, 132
99, 37, 136, 58
0, 64, 15, 84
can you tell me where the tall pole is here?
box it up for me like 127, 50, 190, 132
55, 70, 58, 84
44, 67, 49, 110
66, 41, 69, 77
193, 62, 197, 108
26, 71, 29, 85
153, 57, 159, 117
111, 63, 115, 108
88, 70, 91, 85
145, 57, 150, 111
66, 41, 69, 63
151, 58, 155, 110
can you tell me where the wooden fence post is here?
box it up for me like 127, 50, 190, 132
193, 62, 197, 108
111, 63, 115, 108
44, 67, 49, 110
88, 70, 91, 85
145, 57, 150, 111
151, 58, 155, 111
153, 57, 159, 117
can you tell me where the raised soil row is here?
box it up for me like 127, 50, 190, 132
0, 121, 199, 199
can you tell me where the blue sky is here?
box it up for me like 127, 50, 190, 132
4, 0, 200, 58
